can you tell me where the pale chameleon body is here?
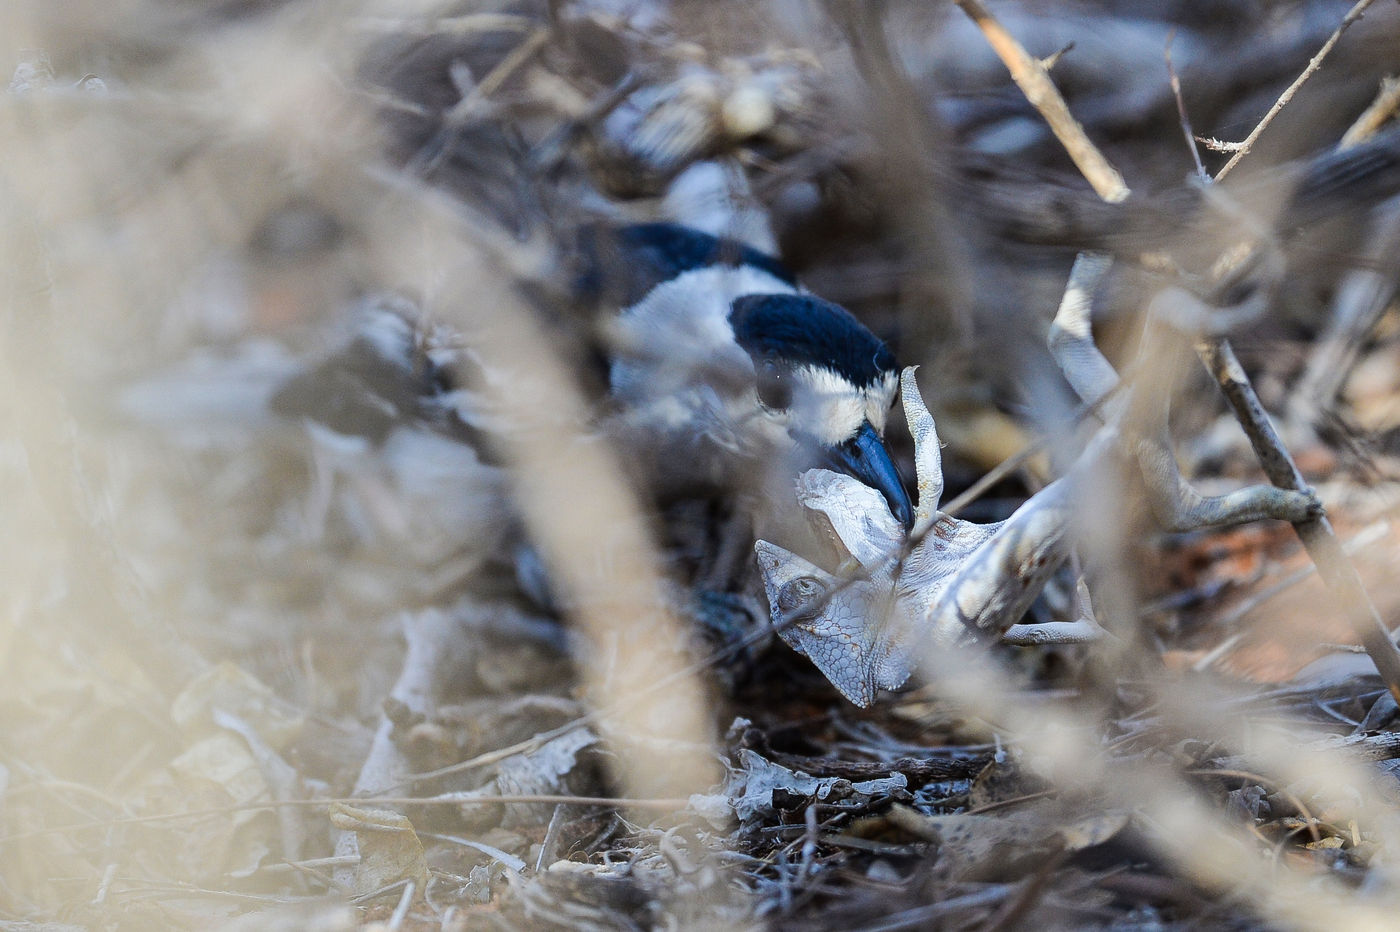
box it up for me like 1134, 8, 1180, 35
756, 368, 1081, 705
756, 364, 1313, 706
756, 256, 1319, 707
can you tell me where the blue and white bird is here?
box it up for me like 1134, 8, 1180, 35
263, 219, 914, 574
594, 222, 914, 531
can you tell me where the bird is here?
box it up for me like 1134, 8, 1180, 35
593, 221, 914, 532
262, 219, 914, 611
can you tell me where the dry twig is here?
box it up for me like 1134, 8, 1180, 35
1215, 0, 1379, 180
1164, 30, 1207, 181
952, 0, 1128, 202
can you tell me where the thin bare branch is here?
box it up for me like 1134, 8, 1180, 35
1215, 0, 1378, 180
952, 0, 1128, 202
1164, 30, 1207, 180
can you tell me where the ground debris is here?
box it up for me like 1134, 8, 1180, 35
692, 748, 910, 828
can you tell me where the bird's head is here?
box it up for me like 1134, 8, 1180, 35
728, 293, 913, 529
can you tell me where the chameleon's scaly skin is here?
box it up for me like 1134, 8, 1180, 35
757, 369, 1075, 705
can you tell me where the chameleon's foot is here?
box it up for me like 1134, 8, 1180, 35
1161, 484, 1320, 531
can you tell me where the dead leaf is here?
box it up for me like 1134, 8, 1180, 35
167, 731, 275, 879
171, 662, 304, 750
1057, 810, 1130, 851
328, 803, 429, 897
885, 802, 1126, 881
887, 806, 1046, 881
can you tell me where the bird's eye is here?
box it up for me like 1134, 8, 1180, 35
755, 359, 792, 410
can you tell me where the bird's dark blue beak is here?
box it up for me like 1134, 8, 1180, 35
821, 420, 914, 530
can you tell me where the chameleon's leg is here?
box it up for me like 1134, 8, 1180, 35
1046, 252, 1120, 410
933, 476, 1078, 637
1002, 578, 1109, 645
1001, 619, 1103, 645
1131, 428, 1319, 530
1126, 296, 1319, 531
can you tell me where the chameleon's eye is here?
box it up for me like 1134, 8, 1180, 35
755, 358, 793, 411
777, 576, 824, 614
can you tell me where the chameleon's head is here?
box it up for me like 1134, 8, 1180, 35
754, 540, 912, 706
753, 368, 942, 706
